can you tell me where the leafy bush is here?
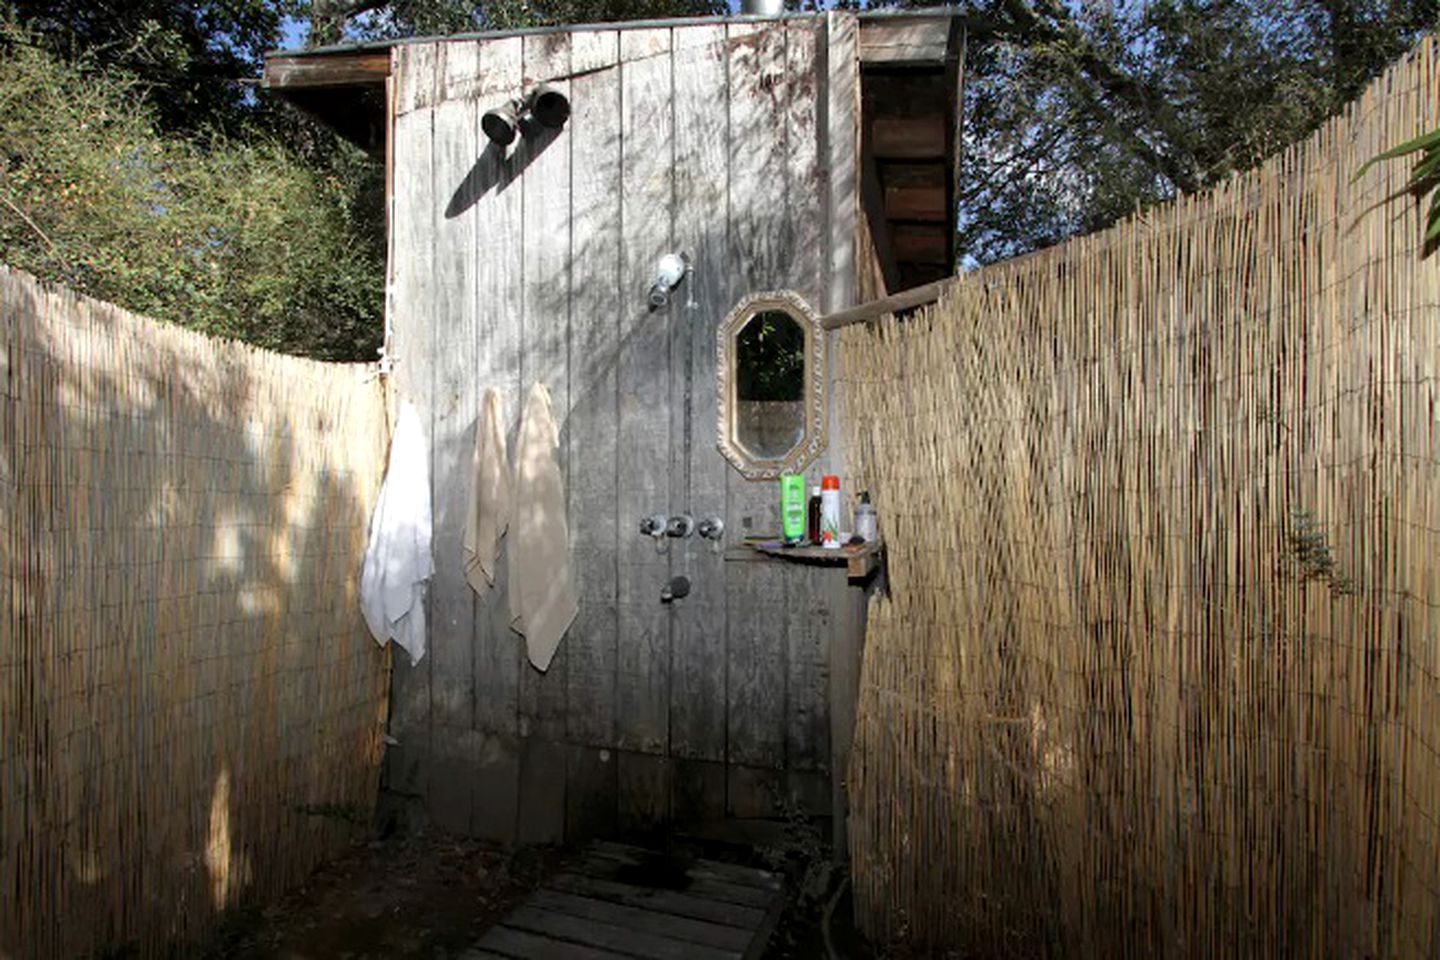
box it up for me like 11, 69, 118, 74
0, 25, 383, 361
1357, 126, 1440, 253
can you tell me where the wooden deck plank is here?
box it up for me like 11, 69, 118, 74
573, 857, 776, 909
741, 885, 786, 960
474, 924, 634, 959
544, 873, 767, 929
504, 905, 742, 960
477, 841, 782, 959
528, 889, 753, 950
590, 842, 781, 890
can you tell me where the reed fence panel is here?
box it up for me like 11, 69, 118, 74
839, 38, 1440, 956
0, 266, 390, 958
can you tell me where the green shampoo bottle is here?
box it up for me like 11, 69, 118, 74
780, 474, 807, 544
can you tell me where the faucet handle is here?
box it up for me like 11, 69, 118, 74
697, 516, 725, 541
666, 514, 695, 538
639, 514, 668, 538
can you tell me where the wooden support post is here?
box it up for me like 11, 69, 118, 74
819, 276, 951, 330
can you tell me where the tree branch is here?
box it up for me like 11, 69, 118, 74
308, 0, 389, 47
989, 0, 1202, 194
0, 193, 76, 279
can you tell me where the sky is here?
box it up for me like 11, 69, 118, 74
279, 16, 308, 50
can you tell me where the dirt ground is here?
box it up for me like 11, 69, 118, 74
200, 828, 893, 960
203, 833, 562, 960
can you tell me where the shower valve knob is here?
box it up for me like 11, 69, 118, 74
697, 517, 724, 541
639, 514, 668, 538
666, 514, 695, 538
661, 575, 692, 603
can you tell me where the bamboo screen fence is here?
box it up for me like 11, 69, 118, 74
838, 38, 1440, 957
0, 266, 391, 958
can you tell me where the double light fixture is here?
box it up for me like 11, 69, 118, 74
481, 84, 571, 148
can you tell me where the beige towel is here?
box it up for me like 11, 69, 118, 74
463, 388, 511, 592
509, 382, 578, 672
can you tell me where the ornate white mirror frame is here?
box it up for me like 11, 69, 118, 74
716, 290, 827, 480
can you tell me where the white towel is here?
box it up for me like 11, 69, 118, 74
360, 402, 432, 663
508, 382, 578, 672
463, 388, 511, 592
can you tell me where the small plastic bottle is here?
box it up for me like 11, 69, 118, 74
855, 491, 878, 543
806, 486, 822, 545
780, 474, 806, 544
820, 475, 842, 549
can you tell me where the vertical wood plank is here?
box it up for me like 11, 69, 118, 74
826, 568, 864, 856
383, 42, 438, 801
517, 739, 567, 842
821, 13, 858, 491
566, 744, 619, 841
468, 35, 526, 840
614, 27, 675, 772
724, 21, 791, 808
515, 32, 576, 843
786, 20, 824, 307
670, 25, 729, 801
820, 15, 860, 838
469, 35, 525, 739
618, 750, 672, 832
780, 21, 833, 799
425, 41, 483, 833
673, 758, 727, 825
726, 21, 788, 294
725, 558, 787, 774
516, 31, 573, 747
565, 29, 622, 754
785, 564, 830, 775
723, 22, 791, 543
824, 13, 858, 318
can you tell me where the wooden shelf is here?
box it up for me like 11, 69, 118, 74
744, 539, 883, 580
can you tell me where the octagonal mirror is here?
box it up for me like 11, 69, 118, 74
717, 291, 826, 480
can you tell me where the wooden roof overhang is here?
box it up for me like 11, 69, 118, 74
857, 14, 963, 292
263, 11, 962, 288
264, 47, 390, 154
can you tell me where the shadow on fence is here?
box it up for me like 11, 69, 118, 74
0, 266, 390, 958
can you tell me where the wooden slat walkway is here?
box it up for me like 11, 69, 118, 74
464, 842, 784, 960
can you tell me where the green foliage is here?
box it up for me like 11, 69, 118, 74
7, 0, 296, 136
0, 28, 383, 360
951, 0, 1440, 266
758, 792, 833, 909
736, 310, 805, 403
1284, 510, 1355, 597
1356, 125, 1440, 249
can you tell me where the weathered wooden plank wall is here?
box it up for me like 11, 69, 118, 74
669, 22, 729, 825
386, 13, 856, 841
564, 28, 623, 841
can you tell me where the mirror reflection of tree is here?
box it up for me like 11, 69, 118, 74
735, 309, 805, 459
737, 310, 804, 402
